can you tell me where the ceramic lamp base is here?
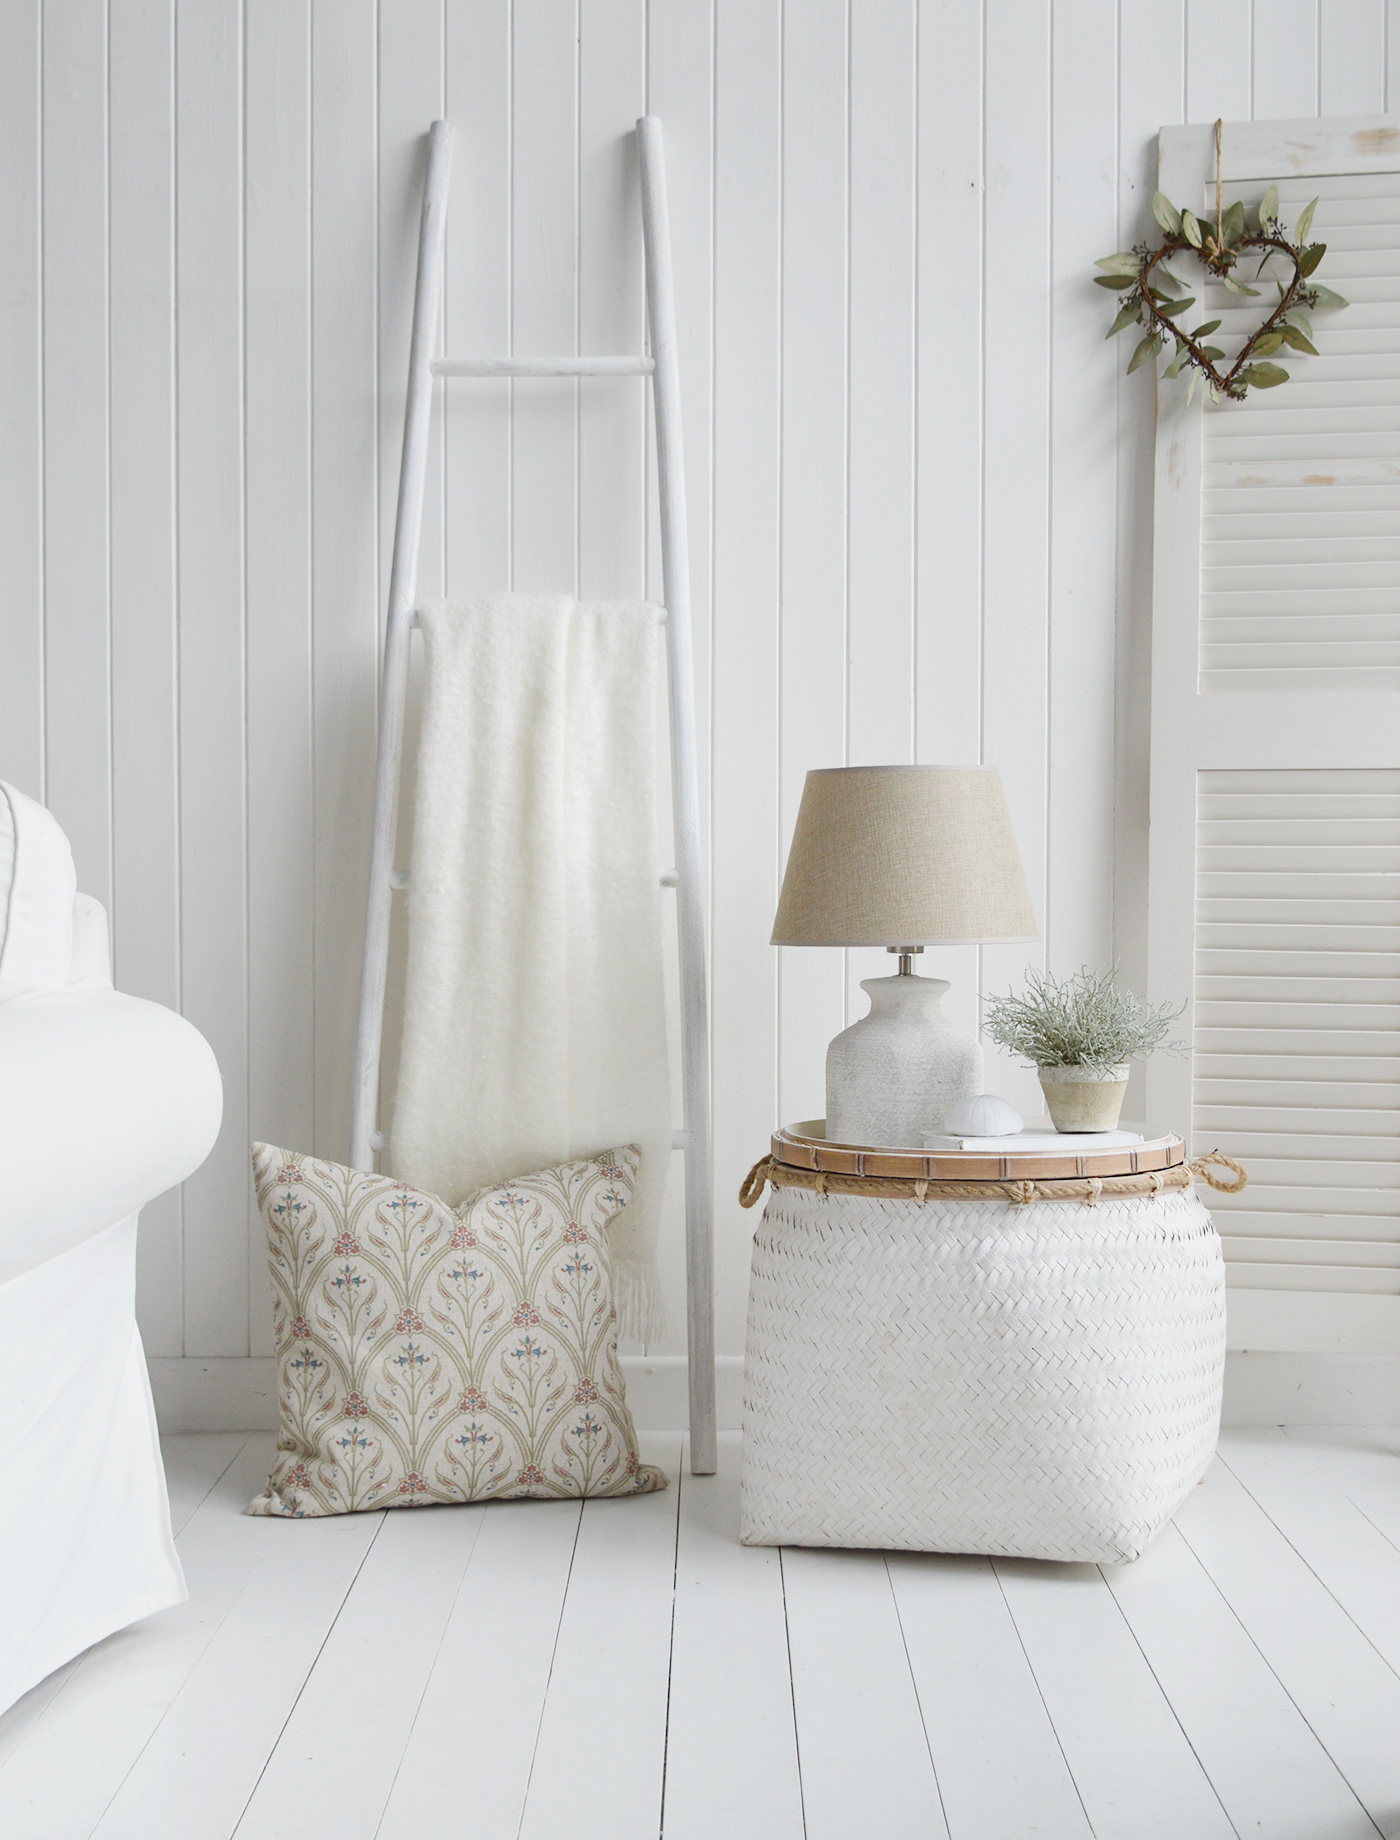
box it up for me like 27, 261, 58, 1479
825, 973, 982, 1148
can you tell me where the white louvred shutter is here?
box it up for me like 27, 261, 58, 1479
1148, 117, 1400, 1354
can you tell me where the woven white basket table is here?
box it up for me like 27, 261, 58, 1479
738, 1124, 1238, 1565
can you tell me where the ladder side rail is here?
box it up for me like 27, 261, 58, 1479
350, 118, 455, 1173
637, 115, 717, 1476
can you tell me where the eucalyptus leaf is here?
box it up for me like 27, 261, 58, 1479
1251, 329, 1285, 356
1258, 184, 1278, 226
1299, 242, 1326, 277
1222, 200, 1247, 245
1186, 368, 1200, 406
1308, 283, 1349, 311
1095, 252, 1142, 275
1156, 296, 1196, 317
1163, 347, 1190, 378
1239, 360, 1289, 388
1157, 265, 1190, 292
1222, 275, 1261, 296
1126, 333, 1161, 374
1152, 191, 1183, 234
1191, 319, 1222, 338
1287, 310, 1313, 337
1279, 323, 1319, 354
1296, 197, 1318, 243
1095, 274, 1136, 289
1105, 302, 1142, 337
1181, 208, 1202, 248
1200, 345, 1226, 360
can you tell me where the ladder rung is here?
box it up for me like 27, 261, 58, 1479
372, 1125, 688, 1156
432, 356, 654, 378
406, 605, 664, 629
393, 865, 677, 894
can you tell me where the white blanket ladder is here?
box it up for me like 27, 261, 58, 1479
350, 118, 716, 1475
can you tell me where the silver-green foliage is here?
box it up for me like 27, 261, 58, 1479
983, 964, 1187, 1071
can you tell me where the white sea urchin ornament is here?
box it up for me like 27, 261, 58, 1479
942, 1093, 1023, 1137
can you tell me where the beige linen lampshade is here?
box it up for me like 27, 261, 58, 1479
771, 765, 1038, 947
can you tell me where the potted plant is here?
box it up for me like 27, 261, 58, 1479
982, 964, 1186, 1132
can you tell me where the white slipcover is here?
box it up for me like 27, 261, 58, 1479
0, 783, 222, 1714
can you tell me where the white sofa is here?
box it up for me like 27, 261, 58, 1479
0, 782, 222, 1715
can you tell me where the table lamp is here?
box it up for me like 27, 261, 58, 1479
771, 765, 1039, 1148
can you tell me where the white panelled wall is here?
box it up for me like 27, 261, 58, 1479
1, 1, 1396, 1421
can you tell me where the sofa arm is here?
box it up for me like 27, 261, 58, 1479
0, 990, 222, 1284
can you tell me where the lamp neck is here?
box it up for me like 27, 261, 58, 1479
887, 945, 924, 977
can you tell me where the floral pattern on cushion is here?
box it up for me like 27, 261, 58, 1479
248, 1141, 666, 1516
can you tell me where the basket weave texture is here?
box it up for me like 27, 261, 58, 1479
740, 1183, 1226, 1563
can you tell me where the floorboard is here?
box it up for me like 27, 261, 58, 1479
161, 1433, 251, 1536
1104, 1511, 1380, 1840
660, 1435, 804, 1840
991, 1554, 1235, 1839
517, 1436, 683, 1840
1281, 1425, 1400, 1549
1175, 1448, 1400, 1839
781, 1545, 947, 1840
887, 1551, 1092, 1840
373, 1497, 583, 1840
233, 1500, 486, 1839
1221, 1429, 1400, 1675
90, 1449, 385, 1840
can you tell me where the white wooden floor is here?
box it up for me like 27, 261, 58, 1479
3, 1428, 1400, 1840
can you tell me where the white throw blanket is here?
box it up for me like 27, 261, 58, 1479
391, 595, 673, 1340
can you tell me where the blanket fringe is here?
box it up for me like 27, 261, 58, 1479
612, 1256, 667, 1344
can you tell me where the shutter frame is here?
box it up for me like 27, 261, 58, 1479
1147, 115, 1400, 1354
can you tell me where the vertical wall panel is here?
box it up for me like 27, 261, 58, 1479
176, 0, 247, 1355
0, 4, 44, 801
979, 0, 1051, 1117
511, 1, 578, 592
4, 0, 1395, 1392
1186, 0, 1254, 121
914, 0, 984, 1046
778, 0, 847, 1128
110, 0, 181, 1353
647, 0, 715, 1347
1115, 1, 1185, 1124
1321, 0, 1387, 110
42, 0, 110, 905
578, 0, 647, 601
245, 0, 313, 1356
711, 0, 781, 1356
379, 0, 446, 617
1254, 0, 1320, 116
843, 0, 920, 1026
443, 0, 511, 595
1047, 0, 1117, 985
311, 0, 379, 1176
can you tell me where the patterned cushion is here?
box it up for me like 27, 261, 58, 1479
248, 1141, 667, 1516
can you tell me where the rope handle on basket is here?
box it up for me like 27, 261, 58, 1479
739, 1157, 776, 1209
1190, 1149, 1249, 1194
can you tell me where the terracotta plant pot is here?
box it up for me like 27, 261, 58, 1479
1037, 1063, 1130, 1133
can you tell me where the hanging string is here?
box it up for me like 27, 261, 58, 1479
1215, 118, 1224, 241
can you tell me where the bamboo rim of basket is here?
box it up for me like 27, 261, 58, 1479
772, 1119, 1188, 1182
738, 1148, 1248, 1211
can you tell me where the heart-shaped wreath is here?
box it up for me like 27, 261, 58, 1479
1096, 182, 1348, 403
